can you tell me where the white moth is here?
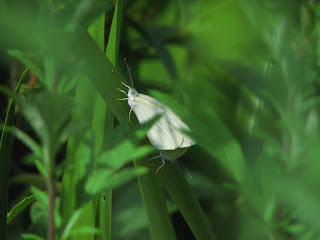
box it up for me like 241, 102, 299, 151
117, 59, 195, 174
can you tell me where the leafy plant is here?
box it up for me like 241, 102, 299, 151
2, 0, 320, 240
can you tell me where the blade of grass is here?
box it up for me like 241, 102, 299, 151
119, 5, 178, 240
61, 8, 111, 239
0, 68, 28, 240
156, 162, 217, 240
95, 0, 125, 238
135, 159, 177, 240
89, 11, 110, 240
62, 12, 109, 240
59, 75, 97, 223
106, 0, 125, 66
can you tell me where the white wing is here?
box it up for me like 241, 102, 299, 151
132, 93, 195, 150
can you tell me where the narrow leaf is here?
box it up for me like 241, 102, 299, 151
7, 194, 36, 224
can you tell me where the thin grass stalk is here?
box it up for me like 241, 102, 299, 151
0, 68, 27, 240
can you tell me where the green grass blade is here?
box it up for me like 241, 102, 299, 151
63, 12, 109, 240
135, 160, 177, 240
0, 68, 28, 240
106, 0, 125, 66
156, 162, 217, 240
98, 191, 112, 240
61, 11, 109, 240
59, 76, 96, 223
88, 12, 110, 240
94, 1, 125, 238
108, 2, 176, 239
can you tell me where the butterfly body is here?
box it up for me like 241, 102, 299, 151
116, 60, 194, 174
127, 87, 195, 153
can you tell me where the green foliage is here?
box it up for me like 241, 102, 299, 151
7, 195, 36, 224
2, 0, 320, 240
0, 68, 27, 238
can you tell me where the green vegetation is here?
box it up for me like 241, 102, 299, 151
1, 0, 320, 239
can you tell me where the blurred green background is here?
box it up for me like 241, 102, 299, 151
1, 0, 320, 239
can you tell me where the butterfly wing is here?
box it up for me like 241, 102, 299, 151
132, 93, 195, 150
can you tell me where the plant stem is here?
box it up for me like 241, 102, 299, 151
46, 146, 55, 240
48, 170, 55, 240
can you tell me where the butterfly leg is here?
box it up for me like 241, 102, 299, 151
149, 155, 161, 161
156, 158, 166, 174
115, 87, 128, 96
129, 107, 133, 123
116, 98, 129, 100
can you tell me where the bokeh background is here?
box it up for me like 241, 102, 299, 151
2, 0, 320, 239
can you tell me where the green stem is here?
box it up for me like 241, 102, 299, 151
46, 148, 55, 240
48, 171, 55, 240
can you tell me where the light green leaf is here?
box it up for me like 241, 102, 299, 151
7, 195, 36, 224
85, 167, 149, 195
21, 233, 45, 240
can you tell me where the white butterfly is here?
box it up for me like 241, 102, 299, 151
117, 60, 195, 174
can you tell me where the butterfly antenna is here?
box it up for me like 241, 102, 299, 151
112, 69, 122, 79
112, 69, 131, 89
124, 58, 134, 88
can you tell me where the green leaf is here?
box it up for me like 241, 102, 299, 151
0, 126, 41, 157
43, 56, 55, 90
61, 208, 84, 240
98, 143, 154, 169
30, 186, 48, 209
13, 91, 75, 177
8, 50, 44, 81
61, 205, 99, 240
7, 195, 36, 224
29, 186, 62, 231
106, 0, 125, 66
66, 226, 100, 238
85, 167, 149, 196
93, 1, 126, 238
69, 0, 113, 31
155, 162, 217, 240
29, 201, 48, 235
135, 159, 177, 240
21, 233, 45, 240
60, 76, 97, 222
116, 205, 148, 238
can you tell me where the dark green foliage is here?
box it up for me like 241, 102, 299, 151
2, 0, 320, 240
